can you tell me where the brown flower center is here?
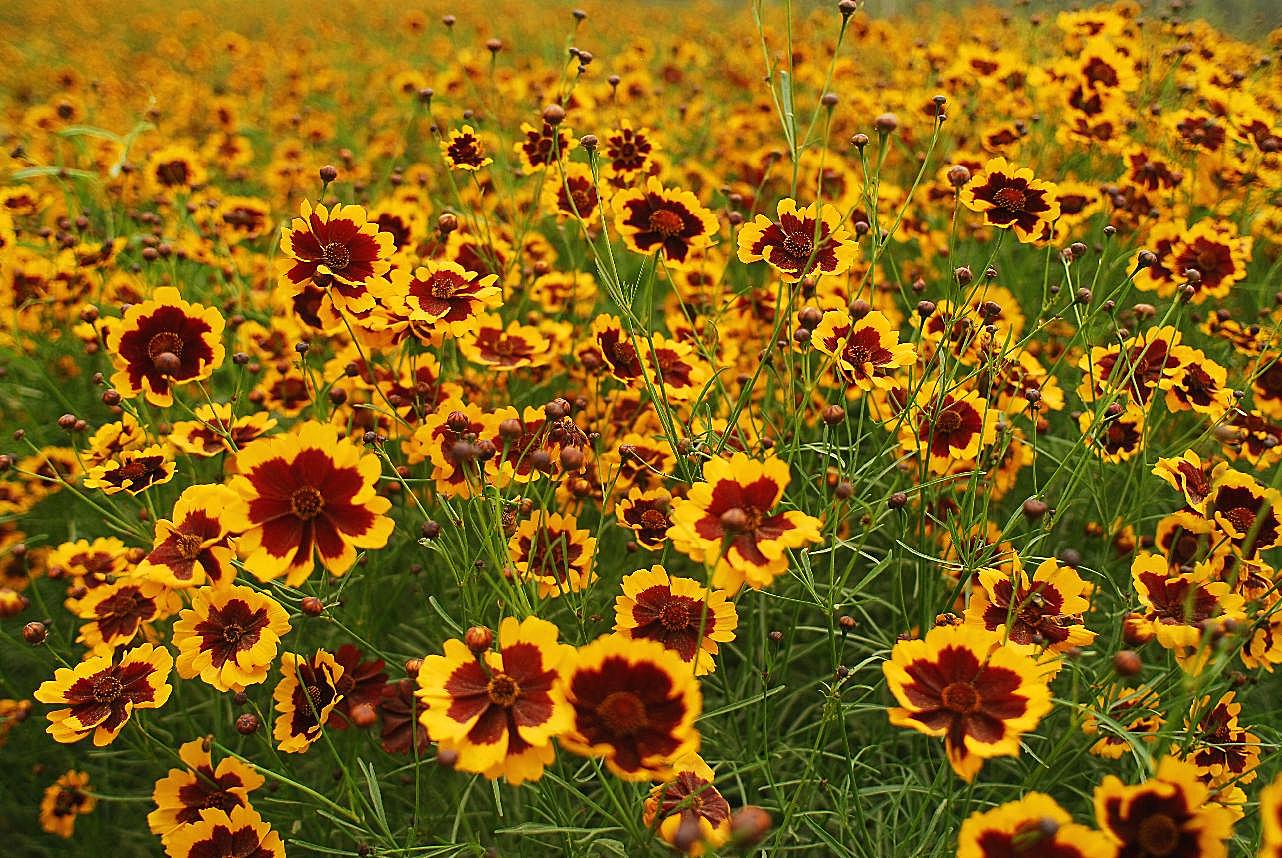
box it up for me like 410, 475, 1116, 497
648, 208, 685, 237
290, 486, 325, 520
306, 684, 325, 711
639, 509, 669, 530
1136, 813, 1180, 856
486, 673, 520, 707
175, 532, 205, 560
1225, 506, 1256, 533
321, 242, 351, 271
993, 186, 1027, 211
940, 681, 981, 714
781, 230, 814, 261
147, 331, 185, 360
720, 505, 764, 534
658, 599, 691, 630
221, 623, 246, 646
429, 275, 458, 299
92, 674, 123, 703
597, 690, 648, 736
935, 407, 964, 434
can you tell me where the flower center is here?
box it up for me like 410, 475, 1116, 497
200, 790, 239, 812
1136, 813, 1180, 856
658, 599, 691, 630
221, 623, 246, 646
781, 230, 814, 261
92, 674, 123, 703
648, 208, 685, 237
940, 681, 981, 714
290, 486, 325, 520
993, 186, 1027, 211
147, 331, 185, 360
846, 345, 872, 366
597, 691, 648, 736
935, 407, 964, 434
1225, 506, 1256, 533
486, 673, 521, 707
639, 509, 669, 530
175, 532, 205, 560
321, 242, 351, 271
306, 684, 325, 711
429, 275, 458, 299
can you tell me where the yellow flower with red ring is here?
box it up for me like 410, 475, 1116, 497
668, 452, 822, 594
957, 791, 1116, 858
272, 649, 345, 753
105, 286, 225, 407
167, 403, 277, 458
811, 308, 915, 390
965, 558, 1096, 654
226, 421, 393, 586
509, 512, 597, 598
1152, 449, 1224, 515
642, 753, 732, 856
173, 584, 291, 693
613, 178, 717, 270
1093, 757, 1234, 858
613, 565, 737, 676
416, 616, 572, 785
1206, 469, 1282, 557
883, 624, 1053, 782
162, 805, 284, 858
74, 576, 180, 654
900, 384, 997, 475
147, 737, 264, 843
136, 484, 243, 589
278, 199, 395, 322
1130, 552, 1245, 669
458, 312, 552, 371
443, 124, 492, 172
39, 770, 96, 838
559, 635, 702, 782
736, 198, 857, 283
383, 260, 501, 336
960, 157, 1061, 243
35, 642, 174, 746
83, 444, 176, 495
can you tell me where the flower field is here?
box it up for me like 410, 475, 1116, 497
2, 0, 1282, 855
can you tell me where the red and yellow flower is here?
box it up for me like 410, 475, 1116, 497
136, 484, 242, 589
560, 635, 702, 781
509, 512, 597, 598
173, 584, 291, 692
1093, 757, 1234, 858
883, 624, 1053, 781
642, 754, 732, 856
162, 806, 284, 858
147, 738, 264, 843
278, 200, 395, 322
105, 286, 226, 407
960, 157, 1061, 243
416, 616, 572, 785
614, 565, 737, 675
668, 452, 822, 593
957, 791, 1116, 858
736, 198, 858, 283
613, 179, 717, 270
83, 444, 176, 495
39, 770, 97, 838
811, 308, 915, 390
965, 558, 1096, 653
227, 421, 394, 585
35, 643, 174, 746
272, 650, 345, 753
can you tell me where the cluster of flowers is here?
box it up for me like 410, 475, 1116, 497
2, 0, 1282, 855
